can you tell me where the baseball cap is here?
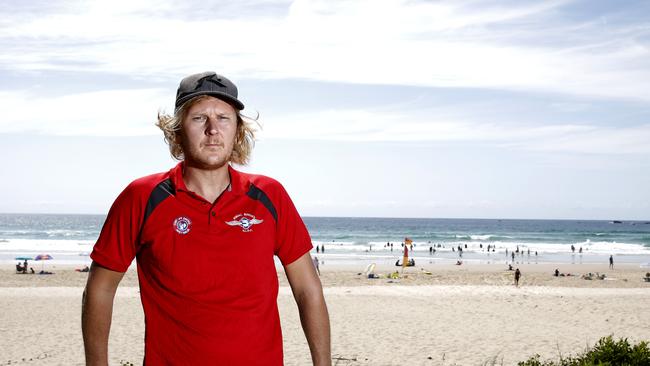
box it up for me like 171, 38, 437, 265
175, 71, 245, 111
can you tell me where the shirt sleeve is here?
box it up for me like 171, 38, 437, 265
90, 182, 146, 272
273, 184, 313, 265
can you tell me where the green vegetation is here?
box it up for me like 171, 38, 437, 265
517, 336, 650, 366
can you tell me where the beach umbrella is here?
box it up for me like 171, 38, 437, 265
34, 254, 53, 272
14, 256, 33, 273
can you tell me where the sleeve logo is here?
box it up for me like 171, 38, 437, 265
173, 216, 192, 235
225, 213, 263, 232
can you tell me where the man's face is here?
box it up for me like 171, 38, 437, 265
180, 96, 238, 170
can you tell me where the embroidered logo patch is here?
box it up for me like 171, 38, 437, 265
225, 213, 263, 232
173, 216, 191, 235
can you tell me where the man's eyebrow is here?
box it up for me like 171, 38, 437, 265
189, 111, 231, 115
188, 110, 235, 117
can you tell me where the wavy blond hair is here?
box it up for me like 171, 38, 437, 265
156, 95, 258, 165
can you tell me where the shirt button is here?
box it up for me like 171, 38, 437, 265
211, 212, 216, 217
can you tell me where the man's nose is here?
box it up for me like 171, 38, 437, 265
205, 118, 219, 135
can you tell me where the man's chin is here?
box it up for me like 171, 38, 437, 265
186, 157, 230, 171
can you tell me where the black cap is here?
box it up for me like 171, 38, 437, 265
175, 71, 244, 111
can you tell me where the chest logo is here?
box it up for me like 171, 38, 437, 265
173, 216, 192, 235
225, 213, 263, 232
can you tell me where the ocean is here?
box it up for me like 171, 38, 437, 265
1, 214, 649, 267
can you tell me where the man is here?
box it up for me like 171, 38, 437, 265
82, 72, 331, 365
514, 268, 521, 287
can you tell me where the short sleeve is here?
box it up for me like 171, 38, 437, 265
90, 182, 146, 272
273, 184, 313, 265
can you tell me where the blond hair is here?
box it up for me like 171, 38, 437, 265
156, 95, 258, 165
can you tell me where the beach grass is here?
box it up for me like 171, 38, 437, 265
517, 336, 650, 366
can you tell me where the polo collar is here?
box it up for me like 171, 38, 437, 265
170, 162, 247, 196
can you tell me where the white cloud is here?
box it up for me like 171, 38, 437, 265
0, 89, 168, 136
259, 107, 650, 154
1, 0, 648, 155
2, 86, 647, 155
1, 0, 649, 101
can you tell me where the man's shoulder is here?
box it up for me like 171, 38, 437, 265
123, 170, 173, 196
235, 169, 286, 195
240, 171, 282, 189
105, 169, 175, 213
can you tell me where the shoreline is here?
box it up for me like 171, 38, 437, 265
3, 249, 650, 270
2, 262, 649, 288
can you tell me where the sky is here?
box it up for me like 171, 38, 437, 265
1, 0, 649, 220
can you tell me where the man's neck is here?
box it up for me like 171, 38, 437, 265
182, 163, 231, 204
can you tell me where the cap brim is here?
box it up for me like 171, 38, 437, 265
176, 91, 244, 110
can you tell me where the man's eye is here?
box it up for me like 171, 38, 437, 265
192, 115, 207, 122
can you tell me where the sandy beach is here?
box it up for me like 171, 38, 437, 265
1, 262, 649, 365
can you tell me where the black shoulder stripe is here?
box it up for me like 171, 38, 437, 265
143, 179, 175, 226
246, 184, 278, 222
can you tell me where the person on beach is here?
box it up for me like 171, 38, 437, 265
609, 255, 614, 269
514, 268, 521, 286
82, 72, 331, 365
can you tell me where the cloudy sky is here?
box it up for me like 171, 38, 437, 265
1, 0, 649, 219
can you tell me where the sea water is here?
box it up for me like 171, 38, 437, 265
1, 214, 649, 267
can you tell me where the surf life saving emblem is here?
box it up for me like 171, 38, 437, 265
173, 216, 192, 235
225, 213, 263, 232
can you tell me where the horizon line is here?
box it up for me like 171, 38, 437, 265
0, 212, 648, 223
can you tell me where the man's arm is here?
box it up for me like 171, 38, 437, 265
81, 261, 125, 366
285, 252, 331, 366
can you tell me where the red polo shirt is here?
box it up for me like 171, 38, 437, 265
91, 163, 312, 365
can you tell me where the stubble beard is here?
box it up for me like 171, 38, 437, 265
182, 143, 233, 171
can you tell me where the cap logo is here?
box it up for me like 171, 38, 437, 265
173, 216, 192, 235
196, 74, 226, 89
225, 213, 263, 232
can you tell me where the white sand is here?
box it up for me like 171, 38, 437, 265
1, 263, 649, 365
